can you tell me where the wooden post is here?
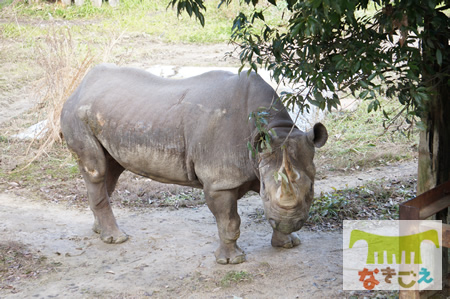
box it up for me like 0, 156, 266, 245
399, 180, 450, 298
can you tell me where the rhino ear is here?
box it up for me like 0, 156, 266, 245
307, 123, 328, 148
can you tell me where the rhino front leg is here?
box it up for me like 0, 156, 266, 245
205, 190, 246, 264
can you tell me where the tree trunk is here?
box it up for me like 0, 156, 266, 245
418, 9, 450, 193
417, 71, 450, 291
417, 84, 450, 194
417, 11, 450, 287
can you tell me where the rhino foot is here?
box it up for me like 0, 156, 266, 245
93, 221, 128, 244
92, 219, 102, 234
215, 243, 246, 264
101, 232, 129, 244
271, 231, 301, 249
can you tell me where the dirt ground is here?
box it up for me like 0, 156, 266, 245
0, 163, 416, 299
0, 30, 422, 298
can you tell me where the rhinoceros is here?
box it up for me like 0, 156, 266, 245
60, 63, 328, 264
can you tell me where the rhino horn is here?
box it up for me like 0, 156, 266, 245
282, 147, 300, 182
277, 147, 300, 208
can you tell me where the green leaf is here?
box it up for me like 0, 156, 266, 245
418, 92, 429, 102
197, 11, 205, 26
368, 73, 376, 81
428, 0, 436, 9
336, 59, 345, 70
359, 90, 369, 99
314, 91, 325, 103
358, 80, 369, 89
367, 100, 380, 113
436, 49, 442, 66
311, 0, 322, 9
352, 61, 361, 73
264, 134, 272, 152
273, 171, 279, 182
238, 64, 245, 74
290, 23, 301, 38
416, 121, 427, 131
274, 171, 289, 183
269, 128, 278, 137
247, 141, 256, 157
325, 77, 335, 91
186, 1, 192, 16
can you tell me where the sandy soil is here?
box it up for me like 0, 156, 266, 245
0, 160, 417, 299
0, 192, 344, 298
0, 159, 416, 299
0, 33, 419, 298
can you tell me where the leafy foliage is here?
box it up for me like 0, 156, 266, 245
307, 178, 417, 230
168, 0, 207, 26
170, 0, 449, 125
247, 106, 278, 157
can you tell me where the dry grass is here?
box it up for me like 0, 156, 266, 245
21, 26, 94, 170
315, 101, 419, 175
16, 25, 128, 171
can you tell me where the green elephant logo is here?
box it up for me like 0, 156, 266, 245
349, 229, 440, 264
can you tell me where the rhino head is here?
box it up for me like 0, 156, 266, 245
257, 123, 328, 238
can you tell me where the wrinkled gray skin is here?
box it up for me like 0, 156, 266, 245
60, 64, 328, 264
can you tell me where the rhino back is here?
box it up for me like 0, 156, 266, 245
63, 64, 285, 190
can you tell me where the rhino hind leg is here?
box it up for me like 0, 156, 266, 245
70, 130, 128, 244
205, 190, 246, 264
104, 151, 125, 197
91, 151, 125, 240
271, 230, 301, 249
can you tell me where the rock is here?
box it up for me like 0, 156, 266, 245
12, 120, 48, 140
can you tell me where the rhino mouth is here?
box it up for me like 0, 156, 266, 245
268, 218, 305, 234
